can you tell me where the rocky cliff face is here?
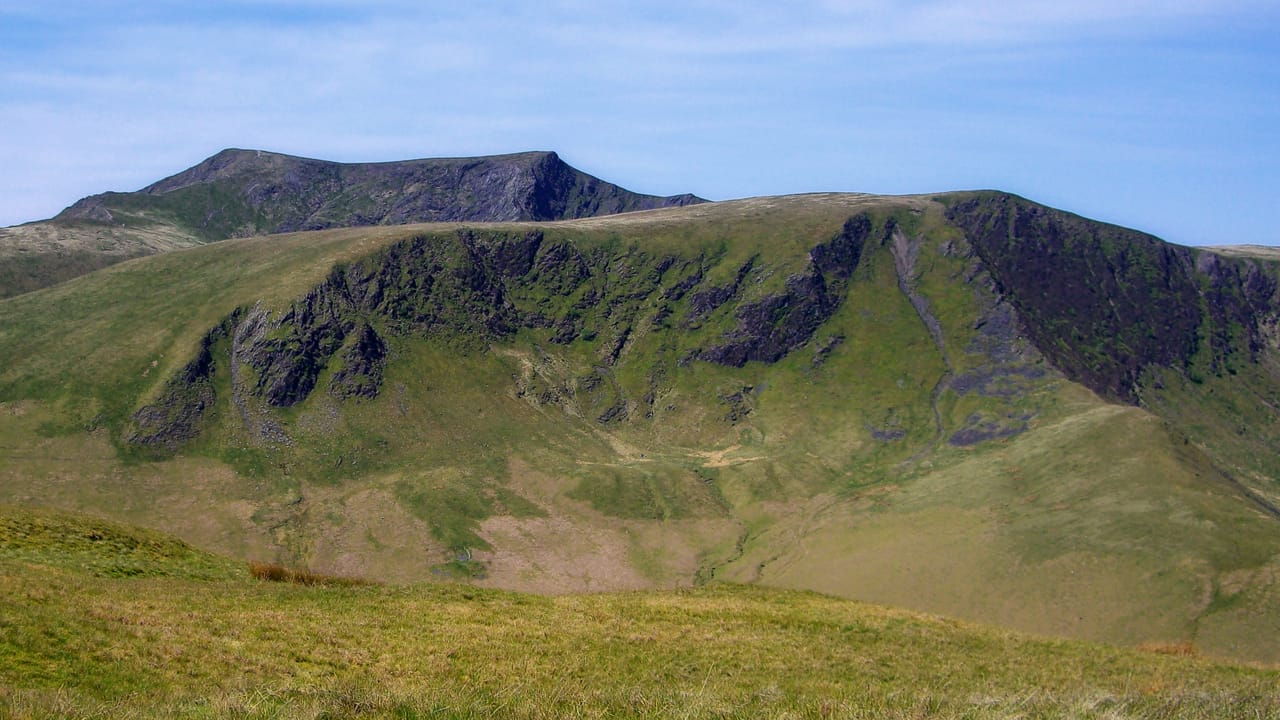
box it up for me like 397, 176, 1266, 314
126, 216, 875, 450
697, 215, 869, 366
57, 149, 704, 241
944, 192, 1279, 402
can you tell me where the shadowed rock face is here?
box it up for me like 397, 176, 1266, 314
127, 319, 232, 450
57, 149, 705, 240
944, 192, 1278, 403
697, 215, 871, 367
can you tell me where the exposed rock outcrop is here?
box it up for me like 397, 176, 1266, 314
126, 319, 232, 451
945, 192, 1279, 402
698, 214, 871, 367
330, 322, 388, 400
128, 216, 878, 451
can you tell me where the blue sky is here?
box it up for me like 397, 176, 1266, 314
0, 1, 1276, 246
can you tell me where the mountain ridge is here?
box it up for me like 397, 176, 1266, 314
59, 148, 705, 231
0, 148, 704, 299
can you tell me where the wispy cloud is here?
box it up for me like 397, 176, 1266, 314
0, 0, 1276, 244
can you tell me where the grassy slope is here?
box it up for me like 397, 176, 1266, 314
701, 209, 1280, 662
0, 504, 246, 581
2, 195, 1280, 664
1140, 358, 1280, 509
1, 506, 1278, 720
733, 389, 1280, 661
0, 217, 204, 300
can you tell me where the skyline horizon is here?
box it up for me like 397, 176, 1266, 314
1, 1, 1276, 247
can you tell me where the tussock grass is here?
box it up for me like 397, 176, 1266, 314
1139, 641, 1199, 657
247, 560, 375, 587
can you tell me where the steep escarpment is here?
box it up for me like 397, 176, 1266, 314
944, 192, 1280, 402
697, 215, 869, 366
126, 215, 875, 451
126, 191, 1280, 457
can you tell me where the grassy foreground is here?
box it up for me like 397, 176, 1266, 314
2, 508, 1278, 719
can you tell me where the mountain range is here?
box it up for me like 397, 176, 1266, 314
2, 149, 1279, 665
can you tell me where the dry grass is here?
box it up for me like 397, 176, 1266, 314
0, 505, 1277, 718
1139, 641, 1199, 657
247, 560, 376, 587
1, 565, 1278, 719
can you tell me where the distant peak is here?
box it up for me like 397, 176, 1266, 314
48, 147, 702, 238
204, 148, 278, 164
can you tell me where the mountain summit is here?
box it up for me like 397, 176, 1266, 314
59, 149, 705, 236
0, 149, 704, 298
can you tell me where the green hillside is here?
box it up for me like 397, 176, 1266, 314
2, 192, 1280, 664
1, 506, 1277, 719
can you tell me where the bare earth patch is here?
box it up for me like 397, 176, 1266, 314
476, 455, 740, 593
693, 444, 766, 468
307, 484, 444, 583
474, 514, 653, 593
